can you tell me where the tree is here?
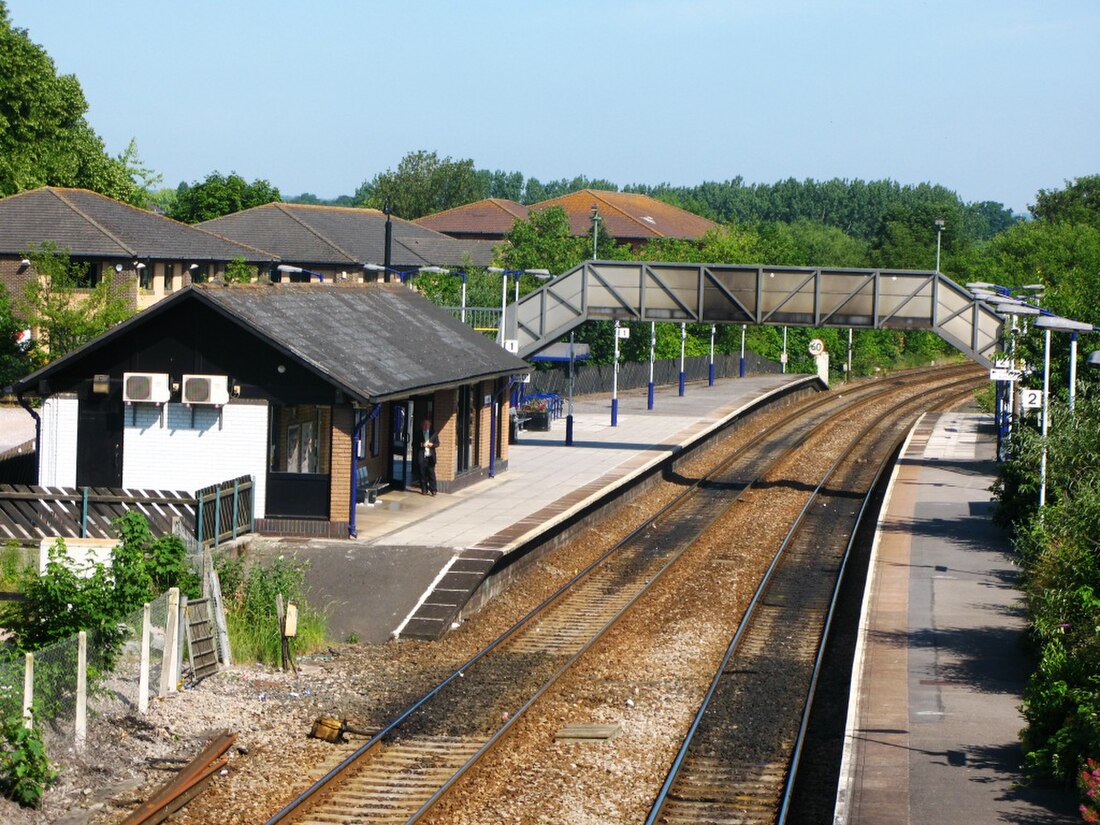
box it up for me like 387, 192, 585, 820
115, 138, 162, 209
19, 241, 131, 360
0, 3, 138, 203
498, 206, 587, 274
355, 150, 484, 219
168, 172, 280, 223
1030, 175, 1100, 228
223, 256, 257, 284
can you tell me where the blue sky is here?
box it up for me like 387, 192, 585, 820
7, 0, 1098, 212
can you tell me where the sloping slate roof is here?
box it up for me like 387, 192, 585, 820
415, 198, 530, 236
199, 203, 495, 267
0, 187, 274, 261
16, 284, 527, 402
533, 189, 719, 241
199, 284, 525, 400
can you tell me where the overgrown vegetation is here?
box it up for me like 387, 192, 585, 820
988, 177, 1100, 818
215, 555, 326, 666
0, 512, 197, 806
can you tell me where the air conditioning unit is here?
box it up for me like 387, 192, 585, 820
181, 374, 230, 406
122, 372, 170, 404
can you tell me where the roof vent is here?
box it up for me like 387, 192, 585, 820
641, 216, 656, 224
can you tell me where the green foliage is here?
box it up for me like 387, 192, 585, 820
995, 390, 1100, 799
355, 150, 483, 219
498, 206, 588, 274
19, 241, 132, 361
0, 513, 197, 655
0, 3, 139, 202
0, 540, 27, 590
0, 284, 33, 388
1031, 175, 1100, 228
0, 713, 56, 808
168, 171, 280, 223
215, 555, 327, 666
223, 256, 257, 284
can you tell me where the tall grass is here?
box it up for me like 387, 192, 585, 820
215, 555, 327, 666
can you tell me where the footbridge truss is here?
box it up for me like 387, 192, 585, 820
505, 260, 1004, 366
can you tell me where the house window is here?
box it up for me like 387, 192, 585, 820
164, 263, 175, 292
72, 260, 102, 288
139, 265, 153, 291
190, 264, 209, 284
269, 405, 330, 475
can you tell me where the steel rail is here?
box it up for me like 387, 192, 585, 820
645, 377, 982, 824
268, 366, 980, 823
775, 390, 974, 823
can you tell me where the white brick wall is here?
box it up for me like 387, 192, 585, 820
39, 395, 79, 487
123, 400, 269, 518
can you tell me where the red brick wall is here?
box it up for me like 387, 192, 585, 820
330, 405, 353, 523
433, 388, 458, 481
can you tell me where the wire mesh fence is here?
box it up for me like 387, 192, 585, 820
0, 590, 174, 753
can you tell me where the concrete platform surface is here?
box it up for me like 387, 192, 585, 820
835, 412, 1076, 824
279, 373, 813, 643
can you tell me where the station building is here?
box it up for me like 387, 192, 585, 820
14, 283, 528, 539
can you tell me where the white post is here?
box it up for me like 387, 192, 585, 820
75, 630, 87, 751
708, 324, 716, 386
460, 278, 467, 325
138, 602, 151, 714
847, 328, 853, 379
782, 326, 788, 373
679, 322, 687, 396
499, 271, 508, 344
1069, 331, 1078, 412
1040, 328, 1051, 508
22, 653, 33, 730
161, 587, 180, 696
740, 324, 746, 378
611, 320, 620, 426
647, 321, 656, 410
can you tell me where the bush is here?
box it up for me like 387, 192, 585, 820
0, 713, 56, 808
215, 555, 327, 665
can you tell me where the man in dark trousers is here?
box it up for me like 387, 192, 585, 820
416, 419, 440, 495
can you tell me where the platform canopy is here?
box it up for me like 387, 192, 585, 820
505, 260, 1005, 367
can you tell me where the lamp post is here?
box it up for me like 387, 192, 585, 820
934, 217, 945, 273
1034, 314, 1095, 507
679, 322, 687, 396
590, 206, 601, 259
648, 321, 656, 410
740, 324, 746, 378
383, 199, 393, 281
708, 324, 716, 386
847, 328, 853, 380
781, 326, 788, 374
611, 320, 621, 426
567, 331, 576, 445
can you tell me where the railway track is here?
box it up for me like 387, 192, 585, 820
645, 382, 979, 825
268, 366, 982, 824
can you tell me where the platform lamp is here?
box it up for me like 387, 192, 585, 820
1034, 314, 1095, 507
934, 217, 945, 273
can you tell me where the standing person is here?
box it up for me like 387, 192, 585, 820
417, 419, 440, 495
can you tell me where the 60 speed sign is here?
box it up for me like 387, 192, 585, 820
808, 338, 825, 356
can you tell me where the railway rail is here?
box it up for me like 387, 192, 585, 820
268, 366, 983, 824
645, 382, 980, 825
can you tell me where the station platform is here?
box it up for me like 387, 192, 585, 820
834, 412, 1076, 823
280, 373, 817, 644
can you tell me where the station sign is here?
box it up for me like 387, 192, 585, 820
989, 368, 1022, 382
1021, 388, 1043, 410
616, 326, 630, 339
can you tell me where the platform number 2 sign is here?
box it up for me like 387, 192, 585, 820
1021, 389, 1043, 411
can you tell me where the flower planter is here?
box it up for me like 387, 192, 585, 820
527, 410, 550, 431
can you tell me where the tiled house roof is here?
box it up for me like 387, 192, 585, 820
0, 187, 275, 262
200, 203, 496, 268
533, 190, 719, 242
415, 198, 530, 237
